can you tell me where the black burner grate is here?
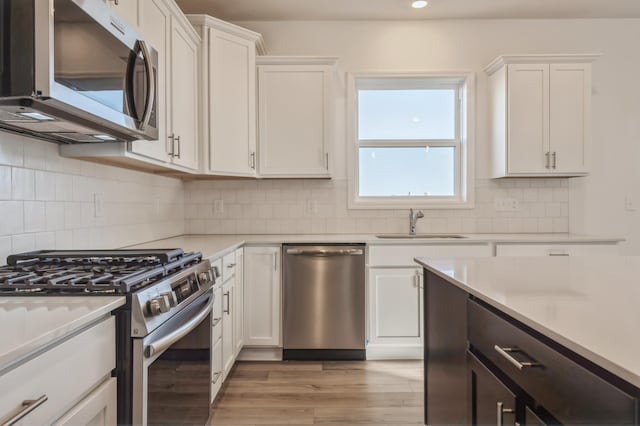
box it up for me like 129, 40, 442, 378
0, 250, 202, 294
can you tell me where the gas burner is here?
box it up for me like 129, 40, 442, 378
0, 249, 203, 294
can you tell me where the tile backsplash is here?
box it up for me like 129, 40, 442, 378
184, 178, 569, 235
0, 132, 185, 262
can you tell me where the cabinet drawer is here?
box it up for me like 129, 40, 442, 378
0, 317, 115, 425
369, 244, 491, 267
212, 287, 223, 343
54, 378, 116, 426
468, 299, 636, 425
222, 251, 237, 282
495, 243, 619, 257
211, 339, 223, 402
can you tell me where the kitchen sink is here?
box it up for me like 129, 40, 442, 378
375, 234, 467, 239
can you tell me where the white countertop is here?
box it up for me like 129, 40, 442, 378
0, 296, 125, 373
415, 256, 640, 388
125, 233, 623, 260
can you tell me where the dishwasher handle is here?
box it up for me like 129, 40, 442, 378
286, 248, 364, 256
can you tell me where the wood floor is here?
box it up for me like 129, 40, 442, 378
210, 360, 424, 425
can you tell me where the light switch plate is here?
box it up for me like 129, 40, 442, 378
625, 196, 636, 212
494, 198, 519, 211
214, 199, 224, 215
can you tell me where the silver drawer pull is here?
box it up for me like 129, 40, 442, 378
497, 402, 515, 426
212, 371, 222, 384
1, 395, 48, 426
226, 263, 236, 269
494, 345, 542, 370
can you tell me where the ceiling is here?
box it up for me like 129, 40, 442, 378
175, 0, 640, 21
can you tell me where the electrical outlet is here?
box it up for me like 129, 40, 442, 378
494, 198, 519, 211
625, 196, 636, 212
94, 193, 104, 218
214, 199, 224, 215
306, 199, 317, 215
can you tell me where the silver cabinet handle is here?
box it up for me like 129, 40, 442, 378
223, 291, 230, 314
175, 136, 181, 159
168, 134, 175, 157
273, 252, 278, 271
286, 248, 364, 256
226, 263, 236, 269
494, 345, 542, 370
545, 151, 550, 169
145, 296, 214, 358
548, 252, 569, 257
250, 152, 256, 169
1, 395, 48, 426
212, 317, 222, 327
552, 151, 557, 169
497, 402, 515, 426
212, 371, 222, 384
325, 152, 329, 170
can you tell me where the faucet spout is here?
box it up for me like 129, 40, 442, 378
409, 208, 424, 235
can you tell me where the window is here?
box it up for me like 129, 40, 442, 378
348, 73, 475, 209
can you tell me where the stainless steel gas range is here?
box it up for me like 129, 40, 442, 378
0, 249, 218, 425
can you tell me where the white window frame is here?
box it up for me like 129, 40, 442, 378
347, 71, 475, 209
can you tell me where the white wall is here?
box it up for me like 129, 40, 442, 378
224, 19, 640, 252
0, 132, 185, 262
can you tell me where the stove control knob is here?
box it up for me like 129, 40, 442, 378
162, 291, 178, 307
147, 295, 171, 316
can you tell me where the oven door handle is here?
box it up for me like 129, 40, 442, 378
144, 296, 213, 358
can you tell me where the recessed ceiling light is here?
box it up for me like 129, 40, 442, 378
19, 112, 55, 121
93, 134, 117, 141
412, 0, 428, 9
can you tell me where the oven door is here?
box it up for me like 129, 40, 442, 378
133, 290, 213, 425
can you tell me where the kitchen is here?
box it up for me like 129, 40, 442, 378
0, 0, 639, 424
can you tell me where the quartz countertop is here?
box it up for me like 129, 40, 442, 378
415, 256, 640, 388
0, 296, 125, 373
125, 233, 623, 260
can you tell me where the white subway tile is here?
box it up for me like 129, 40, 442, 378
0, 166, 11, 200
45, 202, 65, 231
12, 234, 35, 253
0, 134, 24, 167
55, 174, 74, 201
0, 201, 23, 236
0, 236, 12, 265
35, 171, 56, 201
12, 168, 35, 200
24, 201, 46, 232
34, 232, 56, 248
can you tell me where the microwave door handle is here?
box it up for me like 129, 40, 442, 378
144, 295, 213, 358
124, 49, 138, 121
138, 40, 155, 130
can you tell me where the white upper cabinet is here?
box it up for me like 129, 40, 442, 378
130, 0, 172, 163
486, 55, 598, 178
168, 15, 199, 170
256, 57, 336, 178
188, 16, 266, 177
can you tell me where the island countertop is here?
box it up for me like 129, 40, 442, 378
0, 296, 125, 374
415, 256, 640, 389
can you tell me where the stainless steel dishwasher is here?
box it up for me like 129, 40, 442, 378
283, 244, 366, 360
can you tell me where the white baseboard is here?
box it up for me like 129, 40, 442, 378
366, 344, 424, 360
237, 347, 283, 361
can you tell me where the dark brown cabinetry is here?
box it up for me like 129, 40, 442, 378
423, 269, 640, 426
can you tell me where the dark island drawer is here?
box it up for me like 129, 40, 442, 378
468, 299, 637, 425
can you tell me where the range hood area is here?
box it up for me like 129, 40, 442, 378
0, 0, 159, 144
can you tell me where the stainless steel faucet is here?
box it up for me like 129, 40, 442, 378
409, 208, 424, 235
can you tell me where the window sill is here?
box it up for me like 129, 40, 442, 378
348, 198, 475, 210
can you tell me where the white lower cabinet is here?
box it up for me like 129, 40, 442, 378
234, 248, 244, 357
0, 317, 116, 425
369, 268, 423, 346
210, 339, 223, 403
54, 378, 117, 426
243, 246, 282, 347
221, 276, 236, 380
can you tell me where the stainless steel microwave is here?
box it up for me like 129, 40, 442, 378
0, 0, 159, 143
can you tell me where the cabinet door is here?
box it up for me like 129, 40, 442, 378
131, 0, 170, 162
53, 378, 117, 426
234, 248, 244, 356
507, 64, 549, 174
208, 29, 256, 176
368, 268, 422, 346
169, 17, 199, 170
258, 65, 331, 177
550, 63, 591, 174
104, 0, 138, 29
222, 279, 235, 380
469, 353, 518, 426
244, 246, 281, 346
